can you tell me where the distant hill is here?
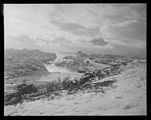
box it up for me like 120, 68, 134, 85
4, 49, 57, 79
75, 51, 89, 58
55, 51, 146, 73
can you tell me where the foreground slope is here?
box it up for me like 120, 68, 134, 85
4, 60, 146, 115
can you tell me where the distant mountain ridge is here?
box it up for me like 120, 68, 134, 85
5, 48, 57, 63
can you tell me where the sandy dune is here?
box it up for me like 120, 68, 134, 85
4, 62, 146, 116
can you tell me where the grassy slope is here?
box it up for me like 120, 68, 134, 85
4, 60, 146, 115
4, 48, 56, 79
3, 50, 144, 114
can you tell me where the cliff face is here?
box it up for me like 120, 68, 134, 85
4, 49, 57, 79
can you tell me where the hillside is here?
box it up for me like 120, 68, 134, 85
4, 49, 146, 115
54, 51, 135, 73
4, 49, 57, 79
4, 60, 146, 115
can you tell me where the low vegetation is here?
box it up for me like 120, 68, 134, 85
54, 51, 134, 73
4, 64, 121, 106
4, 50, 145, 106
5, 49, 56, 79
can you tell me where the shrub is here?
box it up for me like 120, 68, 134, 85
62, 77, 72, 89
36, 88, 48, 96
5, 82, 39, 106
36, 81, 63, 96
4, 92, 22, 105
15, 83, 38, 97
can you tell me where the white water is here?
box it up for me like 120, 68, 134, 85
44, 63, 71, 73
44, 53, 72, 73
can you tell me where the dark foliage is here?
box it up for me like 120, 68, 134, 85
5, 63, 122, 106
5, 82, 38, 105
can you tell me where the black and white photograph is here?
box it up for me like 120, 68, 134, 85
4, 4, 146, 116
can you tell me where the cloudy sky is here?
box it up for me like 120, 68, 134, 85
4, 4, 146, 56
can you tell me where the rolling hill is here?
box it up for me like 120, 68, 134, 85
4, 48, 57, 79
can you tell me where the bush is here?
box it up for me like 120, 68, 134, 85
4, 92, 22, 105
5, 82, 38, 105
36, 80, 64, 97
15, 83, 38, 97
62, 77, 72, 89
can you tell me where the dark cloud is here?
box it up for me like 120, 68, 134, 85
109, 21, 146, 41
129, 4, 146, 20
50, 20, 100, 37
90, 37, 108, 46
106, 4, 146, 24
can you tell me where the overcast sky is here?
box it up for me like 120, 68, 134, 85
4, 4, 146, 56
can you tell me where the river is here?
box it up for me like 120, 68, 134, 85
44, 63, 71, 73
